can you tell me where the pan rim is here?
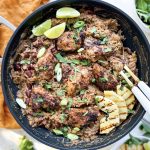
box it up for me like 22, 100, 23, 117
1, 0, 148, 149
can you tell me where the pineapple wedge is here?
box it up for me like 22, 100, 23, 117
104, 91, 128, 121
95, 96, 120, 134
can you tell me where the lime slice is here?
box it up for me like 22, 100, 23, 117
56, 7, 80, 18
32, 19, 51, 36
44, 22, 66, 39
144, 142, 150, 150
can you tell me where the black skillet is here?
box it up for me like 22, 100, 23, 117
1, 0, 150, 149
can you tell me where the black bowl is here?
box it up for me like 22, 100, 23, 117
2, 0, 150, 149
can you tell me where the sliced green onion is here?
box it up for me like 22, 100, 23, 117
60, 98, 68, 106
20, 60, 30, 65
67, 133, 79, 140
103, 48, 112, 53
53, 129, 63, 135
55, 63, 62, 82
99, 77, 108, 83
37, 47, 46, 58
73, 127, 80, 132
73, 21, 85, 28
77, 48, 84, 53
16, 98, 26, 109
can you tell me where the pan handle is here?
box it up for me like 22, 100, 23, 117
0, 16, 16, 31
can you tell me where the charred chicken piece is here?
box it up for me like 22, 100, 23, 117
30, 86, 60, 110
57, 31, 82, 51
35, 48, 56, 80
93, 63, 118, 90
81, 37, 112, 62
67, 106, 100, 128
66, 66, 93, 96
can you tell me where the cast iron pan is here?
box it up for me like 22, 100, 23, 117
1, 0, 150, 149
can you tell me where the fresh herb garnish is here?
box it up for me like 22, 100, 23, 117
19, 136, 34, 150
91, 78, 96, 83
67, 133, 79, 140
95, 96, 100, 105
38, 66, 48, 71
43, 82, 52, 90
128, 109, 135, 114
60, 98, 68, 106
99, 77, 108, 83
140, 123, 150, 134
80, 59, 91, 66
70, 59, 80, 65
77, 48, 84, 53
136, 0, 150, 25
103, 48, 112, 53
60, 113, 68, 122
20, 60, 30, 65
73, 21, 85, 29
77, 98, 88, 103
55, 53, 67, 63
67, 98, 73, 110
83, 111, 88, 116
73, 32, 80, 43
100, 37, 108, 45
125, 134, 148, 146
56, 89, 66, 96
79, 89, 86, 95
53, 129, 64, 135
55, 63, 62, 82
33, 97, 44, 103
91, 27, 97, 34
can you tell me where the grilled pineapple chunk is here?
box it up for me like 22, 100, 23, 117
95, 96, 120, 134
117, 85, 135, 110
104, 91, 128, 121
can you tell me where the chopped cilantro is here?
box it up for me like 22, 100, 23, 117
99, 77, 108, 83
67, 98, 73, 110
128, 109, 135, 114
103, 48, 112, 53
100, 37, 108, 45
38, 66, 48, 71
91, 27, 97, 34
60, 113, 68, 122
70, 59, 80, 65
56, 89, 66, 96
20, 60, 30, 65
91, 78, 96, 83
19, 136, 34, 150
79, 89, 86, 95
33, 97, 44, 103
55, 53, 67, 63
77, 98, 88, 103
80, 59, 91, 66
43, 82, 52, 90
73, 21, 85, 29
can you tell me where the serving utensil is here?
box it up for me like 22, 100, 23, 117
120, 65, 150, 115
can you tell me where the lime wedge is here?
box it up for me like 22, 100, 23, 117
44, 22, 66, 39
144, 142, 150, 150
56, 7, 80, 18
32, 19, 51, 36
